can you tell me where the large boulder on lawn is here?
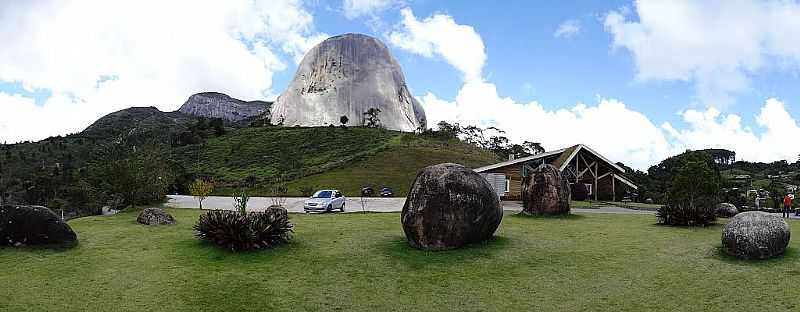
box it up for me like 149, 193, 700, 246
521, 164, 571, 215
716, 203, 739, 218
401, 163, 503, 251
0, 205, 77, 247
137, 208, 176, 225
722, 211, 790, 260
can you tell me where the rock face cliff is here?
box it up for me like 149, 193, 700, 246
178, 92, 270, 122
270, 33, 426, 132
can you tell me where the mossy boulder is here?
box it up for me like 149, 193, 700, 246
521, 164, 571, 215
401, 163, 503, 251
715, 203, 739, 218
136, 208, 176, 225
0, 205, 77, 247
722, 211, 790, 260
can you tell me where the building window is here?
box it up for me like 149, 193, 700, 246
505, 179, 510, 193
585, 183, 593, 195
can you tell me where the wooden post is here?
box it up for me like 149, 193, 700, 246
612, 173, 616, 202
594, 162, 599, 201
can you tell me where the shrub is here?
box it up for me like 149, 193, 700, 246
193, 208, 293, 251
232, 190, 249, 214
189, 179, 214, 209
298, 185, 316, 197
656, 152, 720, 226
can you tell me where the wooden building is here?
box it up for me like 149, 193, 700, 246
475, 144, 637, 201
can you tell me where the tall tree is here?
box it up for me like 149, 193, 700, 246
363, 108, 382, 128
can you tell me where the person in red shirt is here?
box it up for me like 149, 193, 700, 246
783, 194, 793, 218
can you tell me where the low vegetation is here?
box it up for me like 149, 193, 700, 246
657, 151, 720, 226
2, 210, 799, 311
193, 208, 293, 252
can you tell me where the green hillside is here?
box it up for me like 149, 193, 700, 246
284, 134, 500, 196
0, 106, 499, 215
172, 127, 500, 196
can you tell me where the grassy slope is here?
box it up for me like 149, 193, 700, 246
173, 127, 499, 197
283, 134, 500, 196
2, 210, 799, 312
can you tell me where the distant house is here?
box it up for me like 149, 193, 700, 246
475, 144, 637, 201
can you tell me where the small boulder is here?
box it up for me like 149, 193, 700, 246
0, 205, 77, 247
521, 164, 571, 215
716, 203, 739, 218
265, 205, 289, 220
722, 211, 791, 260
136, 208, 176, 225
401, 163, 503, 251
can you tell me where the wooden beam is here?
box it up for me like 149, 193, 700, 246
612, 173, 616, 202
594, 162, 599, 201
581, 154, 594, 173
578, 167, 591, 179
598, 172, 612, 180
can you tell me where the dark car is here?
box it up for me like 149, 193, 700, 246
380, 187, 394, 197
361, 187, 375, 197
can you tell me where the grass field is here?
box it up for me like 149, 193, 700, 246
606, 201, 663, 211
173, 128, 499, 197
284, 135, 499, 196
2, 209, 798, 312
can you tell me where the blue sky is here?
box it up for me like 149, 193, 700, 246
1, 0, 799, 169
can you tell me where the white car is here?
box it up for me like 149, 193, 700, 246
303, 190, 345, 213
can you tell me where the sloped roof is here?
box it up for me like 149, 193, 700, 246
473, 145, 572, 173
474, 144, 635, 189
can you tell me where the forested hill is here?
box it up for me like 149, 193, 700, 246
0, 107, 500, 217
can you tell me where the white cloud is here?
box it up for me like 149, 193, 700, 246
0, 0, 326, 143
664, 98, 800, 163
554, 19, 581, 39
604, 0, 800, 108
420, 82, 678, 170
343, 0, 398, 19
391, 8, 800, 170
387, 8, 486, 82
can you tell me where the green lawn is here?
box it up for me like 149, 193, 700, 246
606, 201, 664, 210
2, 210, 799, 311
571, 200, 595, 208
284, 135, 499, 197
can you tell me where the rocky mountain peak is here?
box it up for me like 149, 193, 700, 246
178, 92, 270, 122
270, 33, 426, 131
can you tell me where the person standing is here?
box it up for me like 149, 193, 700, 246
783, 193, 792, 218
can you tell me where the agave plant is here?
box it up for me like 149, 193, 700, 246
194, 207, 293, 251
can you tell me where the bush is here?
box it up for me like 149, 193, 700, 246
193, 207, 293, 252
657, 152, 720, 226
298, 185, 316, 197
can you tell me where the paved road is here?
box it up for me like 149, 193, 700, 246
165, 195, 655, 215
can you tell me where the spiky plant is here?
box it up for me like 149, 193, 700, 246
194, 207, 293, 252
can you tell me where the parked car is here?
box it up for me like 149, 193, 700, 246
304, 189, 345, 213
360, 187, 375, 197
380, 187, 394, 197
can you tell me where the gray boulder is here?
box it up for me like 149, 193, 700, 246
178, 92, 270, 122
137, 208, 176, 225
722, 211, 790, 260
521, 164, 571, 215
0, 205, 77, 247
270, 33, 426, 132
716, 203, 739, 218
401, 163, 503, 251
